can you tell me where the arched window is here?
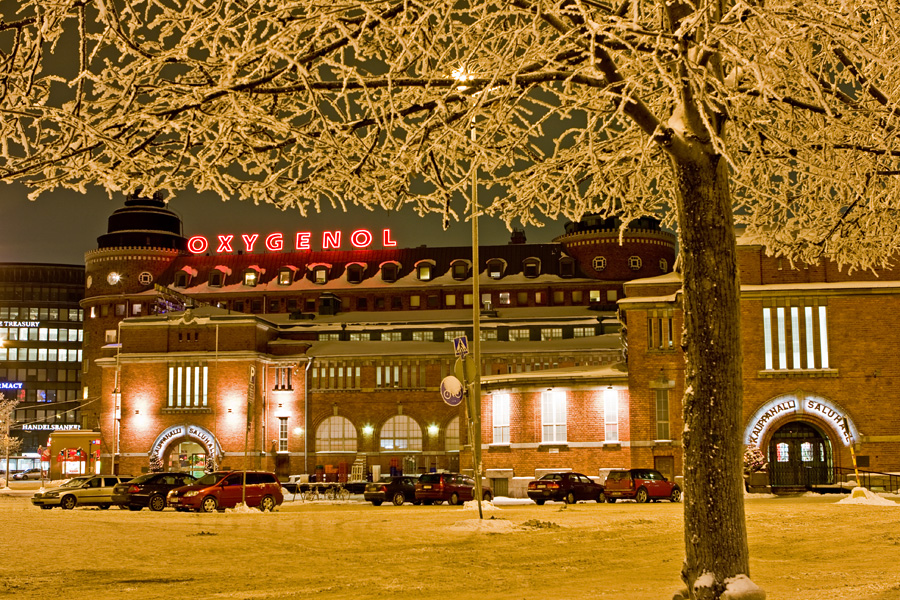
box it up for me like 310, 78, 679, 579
444, 416, 460, 452
380, 415, 422, 451
315, 416, 357, 452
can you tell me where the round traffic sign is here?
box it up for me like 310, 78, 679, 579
440, 375, 464, 406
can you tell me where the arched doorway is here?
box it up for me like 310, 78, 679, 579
165, 440, 208, 478
767, 421, 833, 488
149, 424, 223, 477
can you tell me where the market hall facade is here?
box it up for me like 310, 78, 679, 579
77, 194, 900, 493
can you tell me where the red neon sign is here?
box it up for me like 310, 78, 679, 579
188, 229, 398, 255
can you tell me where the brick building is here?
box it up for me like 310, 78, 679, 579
82, 193, 674, 488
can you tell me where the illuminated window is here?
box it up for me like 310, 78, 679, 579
541, 328, 562, 341
243, 269, 259, 287
492, 394, 510, 444
274, 366, 293, 390
380, 415, 422, 451
166, 363, 209, 408
801, 442, 814, 462
499, 293, 510, 305
604, 388, 619, 441
416, 263, 433, 281
315, 416, 357, 452
104, 330, 117, 344
444, 417, 460, 452
541, 391, 567, 443
445, 294, 457, 307
589, 290, 602, 303
382, 332, 402, 342
508, 328, 530, 342
413, 331, 433, 341
776, 443, 790, 462
656, 389, 670, 440
763, 304, 829, 371
278, 269, 293, 285
349, 332, 370, 341
278, 418, 289, 452
410, 295, 420, 308
487, 259, 505, 279
444, 329, 466, 341
451, 261, 469, 280
314, 267, 327, 284
480, 329, 497, 341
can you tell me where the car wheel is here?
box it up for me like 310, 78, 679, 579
370, 500, 383, 506
392, 492, 405, 506
565, 492, 576, 505
448, 492, 460, 506
259, 495, 276, 512
670, 487, 682, 503
412, 500, 422, 506
636, 488, 650, 504
149, 495, 166, 512
128, 505, 143, 511
534, 499, 545, 506
597, 492, 606, 503
482, 491, 493, 502
61, 495, 77, 510
200, 496, 218, 513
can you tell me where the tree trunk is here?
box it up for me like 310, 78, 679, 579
671, 147, 755, 600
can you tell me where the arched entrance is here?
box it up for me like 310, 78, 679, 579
149, 424, 223, 477
767, 421, 833, 488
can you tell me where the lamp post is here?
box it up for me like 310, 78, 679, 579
452, 67, 485, 519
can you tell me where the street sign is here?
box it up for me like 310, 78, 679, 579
440, 376, 464, 406
454, 356, 477, 384
452, 336, 469, 358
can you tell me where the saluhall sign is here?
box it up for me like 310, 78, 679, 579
744, 393, 858, 447
187, 228, 398, 255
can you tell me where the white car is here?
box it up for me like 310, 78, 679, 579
31, 475, 131, 510
12, 468, 45, 480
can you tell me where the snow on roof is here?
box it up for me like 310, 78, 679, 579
480, 362, 628, 388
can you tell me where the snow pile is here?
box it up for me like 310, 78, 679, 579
447, 517, 518, 533
723, 574, 766, 600
837, 487, 898, 506
224, 503, 265, 514
461, 499, 501, 511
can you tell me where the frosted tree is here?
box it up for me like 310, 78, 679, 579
6, 1, 900, 597
0, 396, 22, 489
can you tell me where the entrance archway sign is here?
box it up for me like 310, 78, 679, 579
149, 424, 223, 468
744, 393, 858, 447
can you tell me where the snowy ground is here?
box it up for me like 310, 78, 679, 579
2, 482, 900, 600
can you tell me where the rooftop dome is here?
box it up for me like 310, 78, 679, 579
96, 190, 188, 251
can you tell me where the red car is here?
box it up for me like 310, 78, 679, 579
527, 472, 606, 505
603, 469, 681, 503
414, 473, 492, 505
167, 470, 284, 512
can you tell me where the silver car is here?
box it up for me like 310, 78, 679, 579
13, 468, 45, 480
31, 475, 131, 510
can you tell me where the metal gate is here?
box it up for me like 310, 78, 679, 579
767, 421, 833, 488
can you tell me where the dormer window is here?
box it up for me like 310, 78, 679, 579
173, 267, 197, 288
307, 263, 332, 285
381, 261, 401, 283
415, 260, 435, 282
523, 258, 541, 278
487, 259, 507, 280
346, 263, 366, 284
243, 266, 263, 287
451, 260, 470, 281
559, 256, 576, 278
277, 266, 297, 286
209, 271, 224, 287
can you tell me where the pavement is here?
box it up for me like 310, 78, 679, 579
0, 480, 60, 497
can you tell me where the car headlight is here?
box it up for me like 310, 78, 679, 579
184, 491, 198, 497
44, 492, 58, 498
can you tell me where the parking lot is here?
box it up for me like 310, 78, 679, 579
2, 482, 899, 600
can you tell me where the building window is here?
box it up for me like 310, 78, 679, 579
492, 393, 510, 444
319, 332, 340, 341
463, 293, 473, 306
278, 269, 293, 285
487, 259, 505, 279
445, 416, 460, 452
540, 327, 562, 341
523, 259, 540, 278
552, 291, 565, 304
508, 328, 530, 342
763, 304, 829, 370
391, 296, 403, 309
559, 257, 575, 277
167, 363, 209, 408
315, 416, 357, 452
451, 261, 469, 280
209, 270, 224, 287
541, 391, 566, 443
278, 417, 289, 452
592, 256, 607, 272
314, 267, 328, 284
659, 258, 668, 272
380, 415, 422, 451
604, 387, 619, 442
412, 331, 434, 341
647, 311, 675, 350
573, 327, 594, 337
445, 294, 457, 307
105, 330, 117, 344
410, 295, 420, 308
346, 264, 364, 284
174, 271, 189, 288
499, 292, 510, 305
480, 329, 497, 341
589, 290, 602, 303
628, 256, 642, 270
381, 263, 399, 283
382, 332, 402, 341
275, 366, 293, 390
444, 329, 466, 341
572, 290, 583, 303
138, 272, 153, 285
132, 303, 142, 316
656, 389, 670, 440
417, 263, 432, 281
349, 332, 370, 341
115, 304, 126, 316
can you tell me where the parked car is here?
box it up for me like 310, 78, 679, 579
603, 469, 681, 503
13, 468, 45, 480
166, 470, 283, 512
31, 475, 132, 510
527, 472, 606, 505
415, 473, 492, 505
112, 472, 197, 511
364, 475, 421, 506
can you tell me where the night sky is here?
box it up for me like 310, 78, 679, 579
2, 183, 563, 266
